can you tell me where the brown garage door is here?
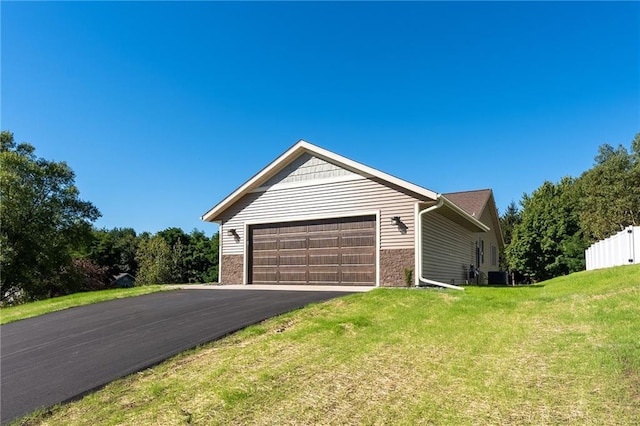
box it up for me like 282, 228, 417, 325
249, 216, 376, 285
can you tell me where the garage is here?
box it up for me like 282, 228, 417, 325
249, 216, 376, 285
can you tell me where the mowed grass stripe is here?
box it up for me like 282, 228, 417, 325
17, 265, 640, 425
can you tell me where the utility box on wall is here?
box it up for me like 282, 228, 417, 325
585, 226, 640, 270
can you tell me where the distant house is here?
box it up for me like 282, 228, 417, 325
112, 273, 135, 288
201, 140, 504, 289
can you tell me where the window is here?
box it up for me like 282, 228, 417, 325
490, 244, 497, 266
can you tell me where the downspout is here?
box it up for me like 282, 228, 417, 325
417, 196, 465, 291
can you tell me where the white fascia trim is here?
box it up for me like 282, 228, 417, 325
201, 140, 438, 222
249, 174, 364, 194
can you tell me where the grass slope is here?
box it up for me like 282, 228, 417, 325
0, 286, 168, 325
19, 265, 640, 425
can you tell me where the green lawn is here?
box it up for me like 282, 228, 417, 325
0, 285, 169, 325
17, 265, 640, 425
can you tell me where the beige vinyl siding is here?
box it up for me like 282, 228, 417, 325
421, 211, 475, 284
220, 176, 426, 255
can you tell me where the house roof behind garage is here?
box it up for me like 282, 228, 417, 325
444, 189, 505, 247
444, 189, 493, 218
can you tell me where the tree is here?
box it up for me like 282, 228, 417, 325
632, 132, 640, 164
85, 228, 139, 277
135, 235, 172, 285
507, 178, 587, 280
499, 201, 521, 269
1, 131, 100, 302
184, 230, 219, 283
576, 139, 640, 241
170, 237, 186, 283
156, 228, 219, 283
66, 258, 111, 292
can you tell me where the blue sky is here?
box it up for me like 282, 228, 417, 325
3, 1, 639, 236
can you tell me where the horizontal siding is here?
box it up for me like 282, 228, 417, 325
221, 177, 424, 254
422, 211, 475, 284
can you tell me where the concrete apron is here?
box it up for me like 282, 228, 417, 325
168, 284, 374, 293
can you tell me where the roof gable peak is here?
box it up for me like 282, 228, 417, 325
201, 140, 438, 222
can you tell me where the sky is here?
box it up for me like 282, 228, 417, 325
3, 1, 639, 237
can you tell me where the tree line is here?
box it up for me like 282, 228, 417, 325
1, 131, 218, 305
500, 133, 640, 281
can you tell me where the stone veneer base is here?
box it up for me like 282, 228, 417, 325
221, 254, 244, 284
379, 248, 415, 287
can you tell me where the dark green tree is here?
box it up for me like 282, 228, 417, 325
185, 230, 218, 283
0, 131, 100, 302
499, 201, 522, 269
85, 228, 139, 277
157, 227, 190, 249
156, 228, 219, 283
507, 178, 587, 280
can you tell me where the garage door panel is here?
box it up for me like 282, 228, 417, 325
253, 240, 278, 251
279, 238, 307, 250
253, 255, 278, 266
341, 271, 375, 284
307, 222, 339, 233
309, 271, 340, 283
279, 254, 307, 266
252, 226, 279, 236
341, 219, 375, 230
341, 235, 375, 247
279, 270, 308, 283
279, 224, 308, 234
253, 270, 278, 283
308, 253, 340, 265
342, 253, 375, 266
250, 216, 376, 285
308, 236, 339, 249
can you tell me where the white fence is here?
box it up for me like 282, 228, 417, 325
585, 226, 640, 270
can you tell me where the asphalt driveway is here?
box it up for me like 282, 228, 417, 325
0, 288, 355, 424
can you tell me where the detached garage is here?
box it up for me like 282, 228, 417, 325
202, 140, 504, 288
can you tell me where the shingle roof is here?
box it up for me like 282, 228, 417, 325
443, 189, 493, 218
112, 273, 134, 281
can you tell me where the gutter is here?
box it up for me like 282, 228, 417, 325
417, 195, 465, 291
